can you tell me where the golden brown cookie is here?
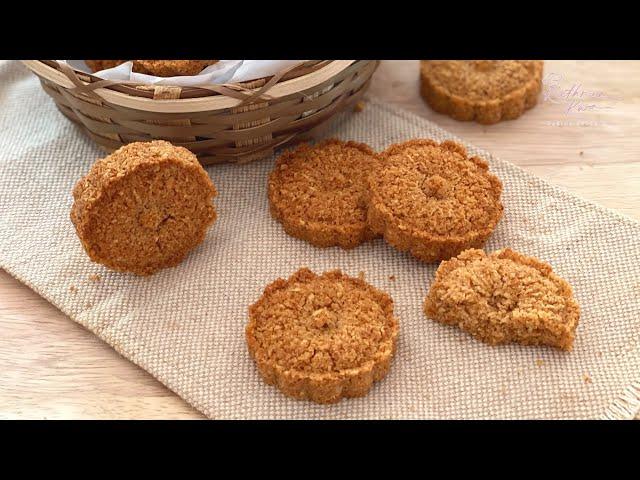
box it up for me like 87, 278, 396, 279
424, 248, 580, 350
367, 139, 503, 262
268, 139, 382, 249
85, 60, 125, 72
420, 60, 544, 124
85, 60, 218, 76
132, 60, 218, 77
71, 140, 217, 276
246, 268, 399, 404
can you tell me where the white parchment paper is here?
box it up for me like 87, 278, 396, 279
63, 60, 306, 86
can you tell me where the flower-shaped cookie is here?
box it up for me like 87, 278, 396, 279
420, 60, 544, 124
246, 268, 399, 403
367, 139, 503, 262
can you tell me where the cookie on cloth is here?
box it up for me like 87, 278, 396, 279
367, 139, 503, 262
85, 60, 218, 76
268, 139, 382, 249
246, 268, 399, 404
420, 60, 544, 124
71, 140, 217, 276
424, 248, 580, 350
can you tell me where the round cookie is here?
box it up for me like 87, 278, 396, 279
424, 248, 580, 350
85, 60, 125, 72
420, 60, 544, 124
132, 60, 218, 77
268, 139, 382, 249
85, 60, 218, 76
367, 139, 503, 262
246, 268, 398, 404
71, 140, 217, 276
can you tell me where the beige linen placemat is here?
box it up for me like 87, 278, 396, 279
1, 61, 639, 419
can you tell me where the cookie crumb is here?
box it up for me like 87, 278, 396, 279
88, 274, 101, 282
535, 359, 544, 367
358, 271, 365, 281
69, 285, 77, 294
389, 275, 396, 281
354, 100, 366, 112
583, 373, 592, 384
579, 151, 584, 156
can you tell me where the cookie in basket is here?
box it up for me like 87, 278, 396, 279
71, 140, 217, 276
268, 139, 382, 249
367, 139, 503, 262
85, 60, 218, 76
420, 60, 544, 124
424, 248, 580, 350
246, 268, 399, 403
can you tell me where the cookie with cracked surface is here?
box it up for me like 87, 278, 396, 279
367, 139, 503, 262
71, 140, 217, 276
246, 268, 399, 404
85, 60, 218, 76
424, 248, 580, 350
268, 139, 382, 249
420, 60, 544, 124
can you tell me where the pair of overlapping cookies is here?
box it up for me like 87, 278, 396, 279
252, 138, 580, 403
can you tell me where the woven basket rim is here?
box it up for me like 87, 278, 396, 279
44, 60, 328, 98
21, 60, 358, 112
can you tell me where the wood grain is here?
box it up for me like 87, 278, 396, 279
1, 60, 639, 419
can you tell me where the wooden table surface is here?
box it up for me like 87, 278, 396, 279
1, 60, 639, 419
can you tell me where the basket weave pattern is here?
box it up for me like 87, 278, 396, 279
23, 60, 378, 164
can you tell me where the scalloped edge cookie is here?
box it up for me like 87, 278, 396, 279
367, 139, 503, 262
246, 268, 399, 404
420, 60, 544, 124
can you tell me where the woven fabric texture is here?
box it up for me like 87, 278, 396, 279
1, 61, 639, 419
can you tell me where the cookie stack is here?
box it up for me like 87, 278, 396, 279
268, 138, 504, 263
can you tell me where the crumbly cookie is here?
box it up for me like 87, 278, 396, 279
85, 60, 218, 76
132, 60, 218, 77
71, 140, 217, 276
424, 248, 580, 350
367, 139, 503, 262
268, 139, 382, 249
420, 60, 544, 124
85, 60, 126, 72
246, 268, 399, 403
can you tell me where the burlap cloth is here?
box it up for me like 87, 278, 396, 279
1, 61, 639, 420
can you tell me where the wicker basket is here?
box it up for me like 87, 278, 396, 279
22, 60, 379, 165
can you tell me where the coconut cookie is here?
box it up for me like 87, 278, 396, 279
424, 248, 580, 350
85, 60, 126, 72
367, 139, 503, 262
420, 60, 544, 124
268, 139, 382, 249
246, 268, 399, 404
71, 140, 217, 276
86, 60, 218, 76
